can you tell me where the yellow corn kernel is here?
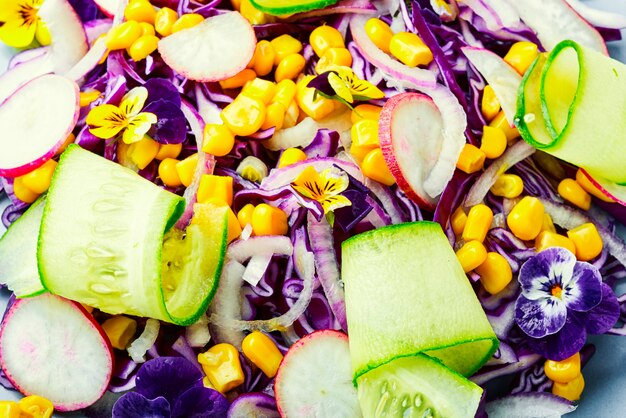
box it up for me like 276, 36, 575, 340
278, 147, 307, 168
236, 156, 268, 182
101, 316, 137, 350
273, 79, 297, 108
56, 133, 76, 156
545, 352, 581, 384
481, 85, 500, 122
365, 18, 393, 54
552, 373, 585, 402
456, 240, 488, 273
567, 223, 603, 261
154, 7, 178, 37
175, 153, 199, 187
462, 204, 493, 243
490, 174, 524, 199
504, 41, 539, 75
237, 203, 255, 229
242, 331, 284, 378
139, 22, 155, 36
241, 0, 268, 25
275, 53, 306, 82
0, 401, 20, 418
261, 102, 286, 131
542, 213, 556, 233
242, 78, 277, 104
200, 199, 242, 243
197, 175, 233, 206
315, 47, 353, 74
106, 21, 142, 50
351, 104, 382, 124
18, 395, 54, 418
451, 207, 467, 236
270, 34, 303, 66
476, 252, 513, 294
203, 124, 236, 157
21, 159, 57, 194
535, 231, 577, 255
219, 68, 257, 90
221, 94, 266, 137
172, 13, 204, 33
231, 0, 242, 10
252, 204, 289, 236
350, 119, 379, 161
79, 90, 101, 107
129, 136, 160, 169
507, 196, 545, 241
558, 178, 591, 211
489, 110, 520, 142
251, 40, 276, 77
575, 169, 614, 203
124, 0, 156, 24
198, 344, 244, 393
480, 126, 507, 159
81, 303, 94, 314
310, 25, 345, 57
361, 148, 395, 186
13, 177, 40, 204
283, 99, 300, 128
456, 144, 486, 174
389, 32, 433, 68
296, 75, 335, 121
155, 143, 182, 160
128, 35, 159, 61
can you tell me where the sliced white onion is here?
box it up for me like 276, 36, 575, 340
127, 319, 160, 363
185, 314, 211, 348
564, 0, 626, 29
242, 254, 273, 287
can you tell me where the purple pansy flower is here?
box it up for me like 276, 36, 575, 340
515, 248, 620, 361
143, 78, 187, 145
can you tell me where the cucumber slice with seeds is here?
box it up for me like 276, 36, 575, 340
249, 0, 338, 16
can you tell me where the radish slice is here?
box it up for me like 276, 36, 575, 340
0, 294, 113, 411
0, 74, 79, 177
485, 392, 576, 417
0, 53, 54, 103
158, 12, 256, 82
275, 330, 361, 418
564, 0, 626, 29
8, 47, 49, 69
580, 170, 626, 206
93, 0, 119, 17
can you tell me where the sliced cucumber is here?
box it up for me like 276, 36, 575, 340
342, 221, 497, 380
249, 0, 338, 15
0, 197, 46, 297
357, 354, 483, 418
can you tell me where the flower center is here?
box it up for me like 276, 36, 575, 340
551, 285, 563, 299
18, 4, 39, 27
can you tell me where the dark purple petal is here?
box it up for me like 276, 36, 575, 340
112, 393, 170, 418
144, 78, 182, 107
171, 386, 229, 418
67, 0, 102, 22
525, 315, 587, 361
518, 248, 575, 300
135, 357, 203, 404
515, 295, 567, 338
144, 100, 188, 144
562, 261, 602, 312
306, 72, 335, 97
583, 283, 620, 335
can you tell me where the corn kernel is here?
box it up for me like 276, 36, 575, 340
351, 104, 382, 124
79, 90, 101, 107
139, 22, 155, 36
101, 316, 137, 350
221, 94, 266, 137
552, 373, 584, 402
575, 169, 614, 203
545, 352, 581, 384
171, 13, 204, 33
203, 124, 236, 157
283, 99, 300, 128
106, 21, 142, 50
309, 25, 345, 57
237, 203, 255, 229
154, 7, 179, 37
456, 240, 488, 273
535, 231, 576, 254
481, 85, 500, 122
197, 175, 233, 206
480, 126, 507, 159
451, 207, 467, 236
315, 47, 353, 74
273, 79, 297, 108
296, 75, 335, 121
389, 32, 433, 67
21, 159, 57, 194
365, 18, 393, 54
463, 204, 493, 243
231, 0, 242, 10
251, 40, 276, 77
507, 196, 545, 241
175, 153, 198, 187
219, 68, 257, 90
0, 401, 20, 418
242, 78, 277, 104
56, 133, 76, 156
489, 110, 520, 142
128, 34, 159, 61
275, 53, 306, 82
558, 178, 591, 211
242, 331, 283, 378
241, 0, 268, 25
270, 34, 303, 66
129, 136, 160, 169
200, 198, 242, 243
198, 344, 245, 393
155, 143, 182, 160
476, 252, 513, 294
567, 223, 603, 261
456, 144, 486, 174
252, 204, 289, 236
350, 119, 379, 161
236, 156, 268, 182
261, 102, 286, 131
361, 148, 395, 186
124, 0, 156, 24
542, 213, 557, 233
18, 395, 54, 418
278, 147, 307, 168
504, 41, 539, 75
490, 174, 524, 199
13, 177, 40, 204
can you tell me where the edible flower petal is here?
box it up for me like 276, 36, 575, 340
307, 66, 384, 105
112, 393, 171, 418
0, 0, 45, 48
171, 386, 229, 418
292, 165, 352, 215
134, 357, 203, 404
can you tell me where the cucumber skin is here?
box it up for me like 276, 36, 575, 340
249, 0, 338, 15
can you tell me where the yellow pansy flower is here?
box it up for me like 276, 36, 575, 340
0, 0, 51, 48
325, 66, 384, 104
291, 166, 352, 214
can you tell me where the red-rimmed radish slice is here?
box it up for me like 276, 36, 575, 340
93, 0, 119, 17
580, 169, 626, 206
275, 330, 361, 418
0, 74, 79, 178
158, 12, 256, 82
0, 294, 113, 411
0, 53, 54, 103
564, 0, 626, 29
